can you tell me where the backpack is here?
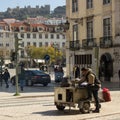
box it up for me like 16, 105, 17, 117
86, 72, 101, 88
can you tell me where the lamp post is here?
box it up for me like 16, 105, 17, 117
14, 36, 23, 96
94, 46, 99, 77
0, 56, 4, 86
54, 42, 58, 64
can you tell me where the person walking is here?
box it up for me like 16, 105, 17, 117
3, 69, 10, 88
74, 65, 80, 78
79, 67, 101, 113
59, 66, 64, 79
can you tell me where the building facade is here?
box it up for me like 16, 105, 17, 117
10, 22, 66, 58
0, 19, 66, 63
0, 20, 14, 59
66, 0, 120, 82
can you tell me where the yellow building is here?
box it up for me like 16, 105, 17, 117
66, 0, 120, 82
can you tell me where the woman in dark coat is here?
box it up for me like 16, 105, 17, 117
3, 69, 10, 88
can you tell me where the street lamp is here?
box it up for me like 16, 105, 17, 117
53, 42, 59, 64
58, 20, 70, 31
94, 46, 99, 77
14, 36, 23, 96
0, 56, 4, 86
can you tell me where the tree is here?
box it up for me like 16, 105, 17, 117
25, 46, 63, 65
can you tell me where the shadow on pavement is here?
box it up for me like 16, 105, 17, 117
0, 82, 56, 94
32, 109, 86, 116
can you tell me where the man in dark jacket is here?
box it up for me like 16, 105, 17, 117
3, 69, 10, 88
79, 67, 101, 113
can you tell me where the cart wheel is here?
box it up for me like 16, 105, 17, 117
56, 105, 65, 111
80, 101, 90, 114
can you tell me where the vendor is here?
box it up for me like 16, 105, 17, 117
78, 67, 101, 113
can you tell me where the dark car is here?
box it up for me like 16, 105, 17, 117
11, 70, 51, 86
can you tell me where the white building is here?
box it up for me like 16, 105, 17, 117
0, 19, 66, 61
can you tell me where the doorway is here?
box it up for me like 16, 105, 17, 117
99, 53, 113, 81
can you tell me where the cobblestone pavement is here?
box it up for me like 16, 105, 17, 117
0, 80, 120, 120
0, 90, 120, 120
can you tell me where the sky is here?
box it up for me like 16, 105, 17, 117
0, 0, 66, 12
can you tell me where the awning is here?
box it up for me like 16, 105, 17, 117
4, 60, 11, 64
34, 59, 45, 63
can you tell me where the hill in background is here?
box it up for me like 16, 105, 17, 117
0, 5, 66, 20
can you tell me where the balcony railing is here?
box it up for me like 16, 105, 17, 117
69, 40, 80, 51
100, 36, 113, 48
82, 38, 97, 49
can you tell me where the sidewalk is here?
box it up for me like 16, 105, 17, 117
0, 83, 54, 98
0, 80, 119, 99
101, 81, 120, 91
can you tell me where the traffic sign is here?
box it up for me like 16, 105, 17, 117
44, 54, 50, 61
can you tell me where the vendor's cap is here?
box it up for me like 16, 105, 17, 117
81, 67, 88, 71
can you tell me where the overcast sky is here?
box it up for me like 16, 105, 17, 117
0, 0, 66, 12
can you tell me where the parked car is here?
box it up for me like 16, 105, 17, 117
10, 70, 51, 86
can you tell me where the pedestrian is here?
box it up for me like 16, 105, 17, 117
79, 67, 101, 113
3, 68, 10, 88
59, 66, 64, 78
74, 65, 80, 78
19, 65, 25, 91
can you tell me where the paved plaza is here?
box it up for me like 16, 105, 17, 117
0, 80, 120, 120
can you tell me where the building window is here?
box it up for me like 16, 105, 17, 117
6, 33, 9, 38
62, 42, 65, 47
33, 33, 36, 39
21, 50, 24, 58
75, 54, 92, 65
21, 42, 24, 47
39, 27, 43, 31
6, 43, 9, 47
103, 18, 111, 36
62, 34, 65, 39
103, 0, 111, 5
27, 42, 30, 46
0, 33, 3, 38
50, 34, 54, 39
72, 0, 78, 12
73, 24, 78, 40
27, 33, 30, 38
39, 42, 42, 47
14, 33, 18, 38
87, 20, 93, 39
20, 27, 24, 30
45, 42, 48, 47
45, 34, 48, 39
0, 43, 3, 47
33, 42, 36, 47
87, 0, 93, 9
39, 34, 42, 38
21, 33, 24, 38
56, 34, 60, 39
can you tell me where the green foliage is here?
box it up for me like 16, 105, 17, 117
26, 46, 63, 64
0, 5, 66, 20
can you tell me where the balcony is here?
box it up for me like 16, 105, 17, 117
69, 40, 80, 51
100, 36, 113, 48
82, 38, 97, 49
